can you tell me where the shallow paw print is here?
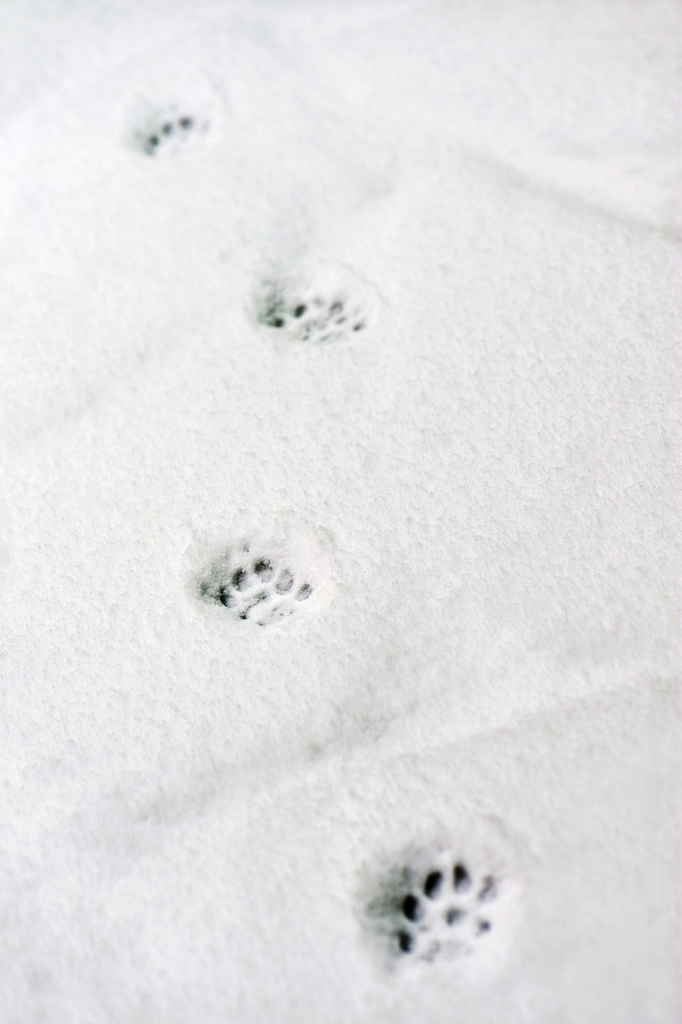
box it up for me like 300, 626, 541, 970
256, 264, 377, 344
134, 104, 212, 157
366, 842, 520, 976
197, 532, 329, 627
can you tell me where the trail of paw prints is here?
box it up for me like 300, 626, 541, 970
366, 839, 521, 975
197, 530, 331, 627
132, 103, 214, 158
256, 263, 378, 344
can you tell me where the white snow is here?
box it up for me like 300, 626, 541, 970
0, 1, 679, 1021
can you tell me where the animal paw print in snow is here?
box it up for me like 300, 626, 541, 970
136, 105, 211, 157
257, 264, 376, 344
374, 852, 510, 966
199, 545, 317, 626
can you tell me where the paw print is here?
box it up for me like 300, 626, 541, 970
392, 859, 500, 962
256, 264, 377, 344
134, 105, 212, 157
367, 843, 518, 972
197, 536, 324, 626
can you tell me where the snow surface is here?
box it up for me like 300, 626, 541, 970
0, 1, 679, 1021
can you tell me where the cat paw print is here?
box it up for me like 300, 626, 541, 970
133, 103, 213, 157
196, 528, 332, 626
366, 838, 521, 976
392, 859, 501, 961
256, 263, 378, 344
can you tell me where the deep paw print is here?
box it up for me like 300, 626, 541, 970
134, 104, 212, 157
257, 264, 377, 344
392, 859, 501, 962
367, 843, 518, 972
197, 531, 330, 626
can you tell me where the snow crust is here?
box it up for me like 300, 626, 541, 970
0, 1, 679, 1021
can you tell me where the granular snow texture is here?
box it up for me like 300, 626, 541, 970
0, 1, 679, 1022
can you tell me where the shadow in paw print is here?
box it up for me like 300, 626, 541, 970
199, 546, 316, 627
255, 264, 377, 345
134, 105, 211, 158
366, 848, 506, 967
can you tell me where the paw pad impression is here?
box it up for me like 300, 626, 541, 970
197, 526, 332, 627
133, 103, 214, 157
256, 263, 378, 344
365, 832, 522, 978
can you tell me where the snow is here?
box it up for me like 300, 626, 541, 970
0, 1, 679, 1021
